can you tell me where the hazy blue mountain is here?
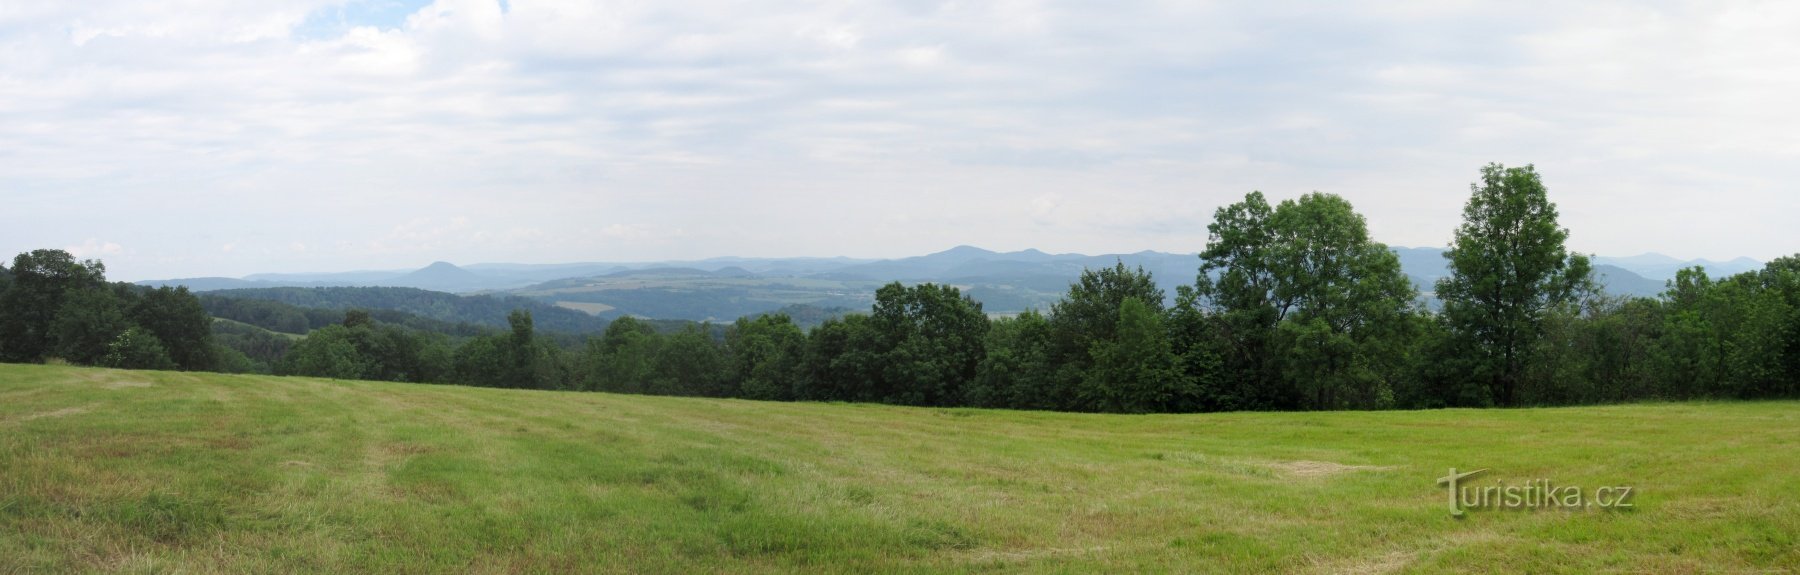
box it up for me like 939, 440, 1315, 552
138, 277, 277, 291
242, 269, 409, 284
822, 245, 1007, 280
1592, 264, 1668, 298
1593, 254, 1763, 283
504, 248, 1201, 320
1391, 247, 1452, 286
142, 245, 1756, 321
373, 261, 494, 292
1391, 246, 1673, 298
137, 277, 373, 291
456, 263, 631, 285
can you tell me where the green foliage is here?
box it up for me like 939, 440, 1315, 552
1080, 298, 1187, 413
0, 250, 215, 372
277, 324, 368, 379
448, 310, 570, 389
653, 324, 731, 396
201, 295, 495, 338
0, 250, 108, 362
101, 327, 177, 371
201, 296, 320, 334
451, 335, 508, 387
203, 286, 607, 334
208, 343, 261, 374
797, 314, 883, 402
277, 311, 457, 383
130, 286, 216, 371
866, 283, 988, 406
1197, 192, 1420, 409
1047, 263, 1166, 409
726, 314, 807, 401
209, 320, 295, 372
49, 287, 132, 365
1435, 164, 1593, 406
1050, 262, 1165, 355
1520, 295, 1662, 404
1653, 268, 1792, 399
965, 311, 1057, 410
1166, 288, 1228, 411
584, 316, 662, 393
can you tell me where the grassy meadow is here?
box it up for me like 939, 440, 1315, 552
1, 363, 1796, 573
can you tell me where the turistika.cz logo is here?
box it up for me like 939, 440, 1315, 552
1436, 468, 1635, 517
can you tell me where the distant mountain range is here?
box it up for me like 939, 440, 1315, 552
141, 246, 1766, 322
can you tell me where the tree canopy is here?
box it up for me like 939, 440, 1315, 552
1435, 164, 1593, 406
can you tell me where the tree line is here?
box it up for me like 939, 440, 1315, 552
3, 163, 1795, 410
0, 250, 219, 371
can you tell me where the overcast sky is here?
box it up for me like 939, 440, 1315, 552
3, 0, 1796, 280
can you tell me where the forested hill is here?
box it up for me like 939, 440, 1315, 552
198, 295, 494, 338
202, 286, 608, 334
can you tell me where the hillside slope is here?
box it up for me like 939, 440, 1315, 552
2, 364, 1796, 573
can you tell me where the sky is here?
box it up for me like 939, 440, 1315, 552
2, 0, 1797, 281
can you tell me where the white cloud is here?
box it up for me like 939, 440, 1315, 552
1, 0, 1796, 280
64, 239, 124, 258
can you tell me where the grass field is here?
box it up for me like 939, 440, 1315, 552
2, 363, 1796, 573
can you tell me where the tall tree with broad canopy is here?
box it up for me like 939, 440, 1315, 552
1197, 191, 1420, 409
130, 286, 216, 371
1436, 163, 1593, 406
584, 316, 662, 393
726, 313, 808, 401
867, 282, 988, 406
1047, 262, 1167, 409
0, 249, 108, 362
49, 286, 133, 365
1080, 297, 1187, 413
798, 314, 884, 402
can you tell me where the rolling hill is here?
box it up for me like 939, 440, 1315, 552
202, 286, 609, 334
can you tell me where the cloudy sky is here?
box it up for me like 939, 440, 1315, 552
2, 0, 1796, 280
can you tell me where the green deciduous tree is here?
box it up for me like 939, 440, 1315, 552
1081, 298, 1187, 413
726, 314, 807, 400
102, 327, 177, 371
277, 324, 369, 379
1653, 267, 1791, 399
868, 282, 989, 406
584, 316, 662, 393
965, 310, 1057, 410
1197, 192, 1420, 409
130, 286, 216, 371
1747, 256, 1800, 396
1435, 164, 1592, 406
1166, 288, 1228, 411
1521, 294, 1664, 405
798, 314, 883, 402
49, 286, 133, 365
1048, 263, 1166, 409
964, 313, 1058, 412
0, 250, 108, 362
653, 324, 730, 397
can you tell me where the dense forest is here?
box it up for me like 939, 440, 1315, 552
3, 164, 1795, 411
202, 286, 609, 333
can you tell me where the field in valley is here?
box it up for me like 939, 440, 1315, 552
1, 363, 1795, 573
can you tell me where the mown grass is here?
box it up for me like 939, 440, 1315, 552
1, 363, 1796, 573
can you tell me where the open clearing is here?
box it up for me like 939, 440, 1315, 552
1, 363, 1795, 573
